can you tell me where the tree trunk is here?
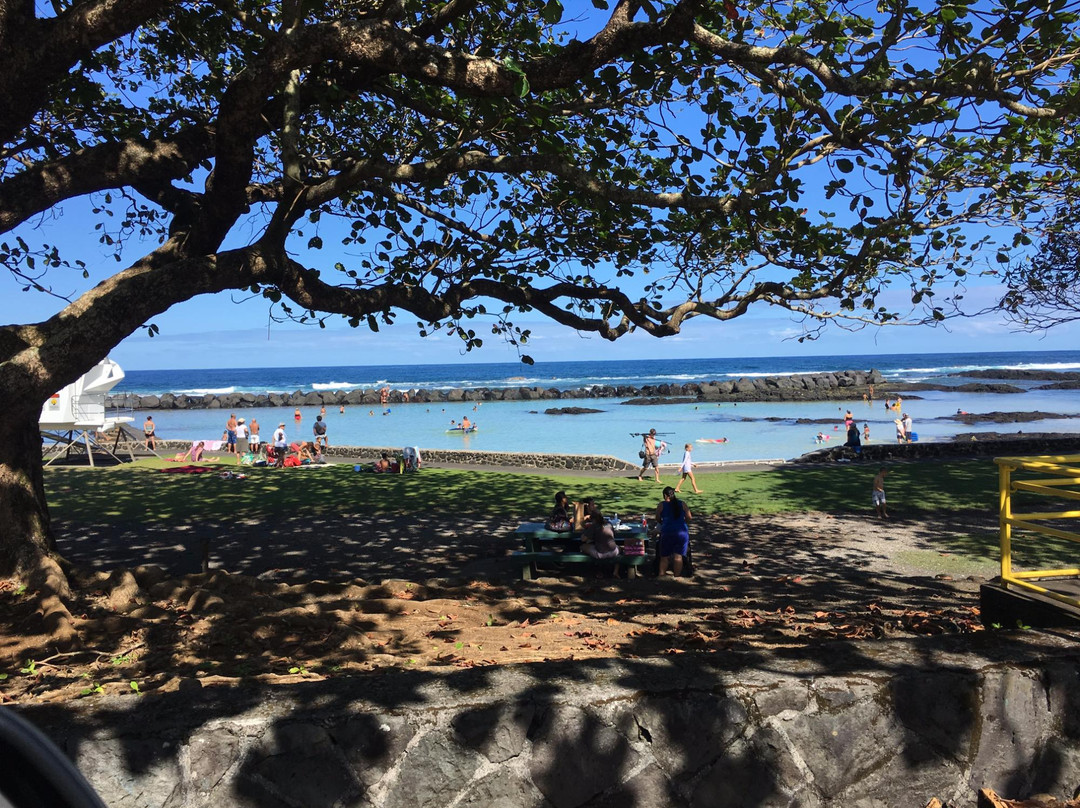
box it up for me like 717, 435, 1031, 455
0, 404, 53, 576
0, 402, 80, 648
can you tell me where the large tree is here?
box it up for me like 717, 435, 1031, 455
2, 0, 1079, 607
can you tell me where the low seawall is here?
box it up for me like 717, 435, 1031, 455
796, 434, 1080, 464
156, 442, 638, 472
111, 369, 891, 410
17, 632, 1080, 807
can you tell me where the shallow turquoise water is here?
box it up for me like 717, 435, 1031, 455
133, 387, 1080, 464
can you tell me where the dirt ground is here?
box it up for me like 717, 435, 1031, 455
0, 510, 995, 704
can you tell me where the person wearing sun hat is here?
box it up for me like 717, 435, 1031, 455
272, 421, 288, 467
235, 417, 249, 456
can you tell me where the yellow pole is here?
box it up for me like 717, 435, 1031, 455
999, 463, 1012, 581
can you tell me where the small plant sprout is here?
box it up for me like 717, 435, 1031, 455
129, 681, 141, 694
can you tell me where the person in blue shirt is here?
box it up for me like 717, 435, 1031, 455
655, 487, 691, 577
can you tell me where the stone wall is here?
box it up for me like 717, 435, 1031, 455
109, 369, 890, 410
155, 441, 638, 471
796, 435, 1080, 464
16, 632, 1080, 807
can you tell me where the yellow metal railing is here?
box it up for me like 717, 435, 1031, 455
996, 454, 1080, 609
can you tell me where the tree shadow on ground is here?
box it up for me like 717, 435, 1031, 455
15, 459, 1080, 805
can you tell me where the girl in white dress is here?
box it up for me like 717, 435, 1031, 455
675, 443, 702, 494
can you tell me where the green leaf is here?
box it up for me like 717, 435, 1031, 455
836, 158, 854, 174
540, 0, 563, 24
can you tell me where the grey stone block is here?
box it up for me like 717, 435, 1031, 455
891, 670, 978, 759
787, 689, 903, 797
331, 713, 416, 789
588, 762, 684, 807
75, 734, 184, 808
529, 705, 642, 808
968, 668, 1058, 796
239, 722, 359, 807
456, 768, 551, 808
452, 701, 534, 763
380, 731, 482, 808
692, 726, 815, 808
634, 695, 747, 776
182, 727, 243, 803
752, 683, 811, 719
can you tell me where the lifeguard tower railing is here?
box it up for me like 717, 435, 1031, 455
996, 454, 1080, 610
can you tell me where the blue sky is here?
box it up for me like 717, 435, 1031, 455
2, 203, 1076, 370
3, 265, 1074, 370
6, 191, 1074, 370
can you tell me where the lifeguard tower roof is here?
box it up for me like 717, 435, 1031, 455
39, 359, 129, 431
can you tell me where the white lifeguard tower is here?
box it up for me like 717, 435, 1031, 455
39, 358, 141, 465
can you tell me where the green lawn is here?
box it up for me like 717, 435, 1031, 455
43, 457, 1002, 524
43, 456, 1080, 571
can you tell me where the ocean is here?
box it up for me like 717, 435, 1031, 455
117, 350, 1080, 464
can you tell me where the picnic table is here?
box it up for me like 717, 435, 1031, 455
512, 520, 651, 580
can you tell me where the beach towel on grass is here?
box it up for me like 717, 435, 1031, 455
158, 465, 217, 474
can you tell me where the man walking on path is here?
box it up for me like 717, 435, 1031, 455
872, 468, 889, 519
638, 428, 662, 483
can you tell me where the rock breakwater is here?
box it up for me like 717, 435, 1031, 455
111, 369, 892, 410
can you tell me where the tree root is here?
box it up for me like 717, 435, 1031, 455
977, 789, 1080, 807
926, 789, 1080, 808
26, 555, 81, 652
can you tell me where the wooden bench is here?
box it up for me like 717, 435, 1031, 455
511, 550, 649, 580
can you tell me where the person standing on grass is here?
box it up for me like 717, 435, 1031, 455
674, 443, 702, 494
225, 413, 238, 454
873, 468, 889, 519
313, 414, 328, 449
656, 487, 691, 577
235, 417, 249, 459
273, 422, 288, 467
249, 418, 260, 453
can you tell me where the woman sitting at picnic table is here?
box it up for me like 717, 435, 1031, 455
580, 501, 619, 560
544, 491, 573, 532
656, 486, 691, 577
